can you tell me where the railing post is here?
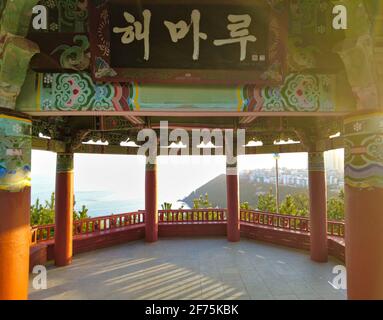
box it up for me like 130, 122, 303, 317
145, 161, 158, 242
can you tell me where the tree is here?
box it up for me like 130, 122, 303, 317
327, 189, 344, 221
257, 188, 277, 213
30, 193, 55, 226
73, 205, 89, 221
193, 193, 212, 209
291, 193, 309, 217
31, 192, 90, 226
256, 187, 344, 221
279, 195, 298, 215
240, 202, 251, 210
161, 202, 173, 210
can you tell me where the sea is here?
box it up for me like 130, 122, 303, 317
31, 176, 189, 217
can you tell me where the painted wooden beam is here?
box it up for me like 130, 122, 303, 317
32, 135, 344, 155
17, 71, 355, 113
32, 137, 66, 153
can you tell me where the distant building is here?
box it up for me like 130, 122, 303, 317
325, 150, 344, 172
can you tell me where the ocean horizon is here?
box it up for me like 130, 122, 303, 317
31, 150, 343, 218
31, 175, 190, 217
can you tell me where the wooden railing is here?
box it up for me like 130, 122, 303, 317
31, 223, 56, 243
32, 212, 144, 244
158, 209, 227, 223
31, 209, 345, 245
73, 211, 144, 235
240, 210, 310, 232
327, 220, 345, 237
240, 210, 345, 237
31, 227, 38, 246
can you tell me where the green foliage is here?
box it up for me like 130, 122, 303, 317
327, 189, 345, 221
30, 193, 55, 226
73, 205, 89, 221
279, 195, 298, 215
31, 192, 90, 226
161, 202, 173, 210
193, 193, 212, 209
257, 188, 344, 221
291, 193, 309, 217
257, 188, 277, 213
240, 202, 251, 210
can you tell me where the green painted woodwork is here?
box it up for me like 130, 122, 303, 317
16, 71, 355, 113
36, 0, 88, 33
56, 153, 74, 173
334, 0, 381, 110
344, 112, 383, 189
1, 0, 378, 113
0, 113, 32, 192
0, 35, 39, 87
51, 35, 90, 71
0, 0, 39, 36
138, 85, 240, 110
308, 152, 325, 172
0, 0, 40, 109
0, 35, 39, 108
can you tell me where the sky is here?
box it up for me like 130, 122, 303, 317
31, 149, 343, 215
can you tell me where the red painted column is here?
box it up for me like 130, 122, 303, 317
344, 112, 383, 299
308, 152, 328, 262
54, 153, 74, 267
226, 163, 240, 242
145, 162, 158, 242
0, 113, 32, 300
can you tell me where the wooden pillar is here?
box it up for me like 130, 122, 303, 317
54, 153, 74, 267
0, 112, 32, 300
344, 112, 383, 299
0, 0, 39, 299
145, 161, 158, 242
308, 151, 328, 262
226, 163, 240, 242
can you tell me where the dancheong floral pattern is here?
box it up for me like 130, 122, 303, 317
242, 73, 335, 112
0, 115, 32, 192
38, 0, 88, 32
32, 72, 335, 113
38, 73, 135, 111
344, 113, 383, 189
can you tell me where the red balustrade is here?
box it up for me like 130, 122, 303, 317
158, 209, 227, 223
32, 212, 144, 244
73, 211, 144, 235
30, 228, 38, 246
327, 220, 345, 237
240, 210, 310, 232
240, 210, 345, 237
32, 224, 56, 243
31, 209, 345, 245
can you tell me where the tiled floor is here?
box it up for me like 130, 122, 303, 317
29, 238, 347, 300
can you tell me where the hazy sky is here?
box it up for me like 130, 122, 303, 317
32, 151, 303, 202
31, 150, 343, 205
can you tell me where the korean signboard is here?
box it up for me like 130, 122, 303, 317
90, 0, 287, 85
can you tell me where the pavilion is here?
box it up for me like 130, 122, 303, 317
0, 0, 382, 300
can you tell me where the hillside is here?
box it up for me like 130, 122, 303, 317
182, 174, 311, 209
